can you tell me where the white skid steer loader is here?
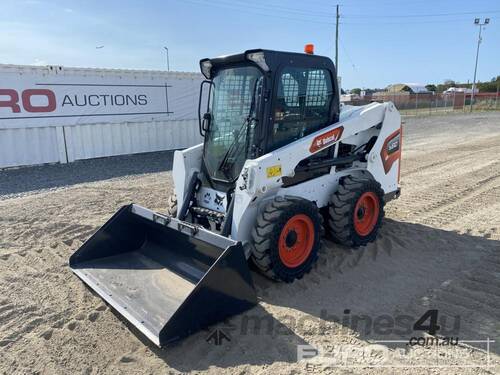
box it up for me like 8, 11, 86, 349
70, 47, 402, 347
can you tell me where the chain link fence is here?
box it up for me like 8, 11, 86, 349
343, 92, 499, 116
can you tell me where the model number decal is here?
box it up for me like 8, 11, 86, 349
387, 133, 400, 154
309, 126, 344, 153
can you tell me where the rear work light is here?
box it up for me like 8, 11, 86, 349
245, 52, 269, 72
200, 59, 213, 79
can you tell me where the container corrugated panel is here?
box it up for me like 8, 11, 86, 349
0, 63, 202, 82
0, 127, 61, 168
0, 64, 203, 168
64, 119, 201, 162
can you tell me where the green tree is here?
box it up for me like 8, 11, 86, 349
436, 79, 457, 93
425, 84, 437, 92
477, 76, 500, 92
351, 88, 361, 95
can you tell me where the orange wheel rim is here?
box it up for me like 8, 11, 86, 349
278, 214, 315, 268
353, 192, 379, 236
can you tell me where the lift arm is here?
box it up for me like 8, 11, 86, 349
231, 101, 401, 242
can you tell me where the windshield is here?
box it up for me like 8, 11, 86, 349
203, 65, 263, 181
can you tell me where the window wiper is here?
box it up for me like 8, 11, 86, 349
216, 77, 261, 177
216, 116, 253, 176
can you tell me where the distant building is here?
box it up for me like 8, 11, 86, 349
369, 83, 434, 107
381, 83, 430, 95
340, 93, 359, 102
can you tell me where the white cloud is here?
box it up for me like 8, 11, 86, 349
64, 8, 74, 13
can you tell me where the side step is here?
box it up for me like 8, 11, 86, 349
69, 204, 257, 347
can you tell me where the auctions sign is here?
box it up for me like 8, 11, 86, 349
0, 67, 202, 128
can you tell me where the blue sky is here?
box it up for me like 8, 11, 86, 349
1, 0, 498, 89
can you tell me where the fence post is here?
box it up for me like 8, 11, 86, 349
429, 93, 432, 116
415, 92, 418, 116
496, 82, 499, 110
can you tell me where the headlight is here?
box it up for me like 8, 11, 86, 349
239, 166, 257, 193
246, 52, 269, 72
200, 59, 212, 79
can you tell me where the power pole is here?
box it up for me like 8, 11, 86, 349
470, 18, 490, 112
335, 4, 339, 74
163, 46, 170, 72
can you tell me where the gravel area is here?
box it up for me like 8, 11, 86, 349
0, 151, 174, 200
1, 112, 500, 374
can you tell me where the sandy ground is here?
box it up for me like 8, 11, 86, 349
1, 112, 500, 374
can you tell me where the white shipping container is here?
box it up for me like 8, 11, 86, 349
0, 64, 203, 168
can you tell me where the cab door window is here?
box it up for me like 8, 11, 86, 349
271, 67, 333, 151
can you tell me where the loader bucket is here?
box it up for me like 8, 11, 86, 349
69, 204, 257, 347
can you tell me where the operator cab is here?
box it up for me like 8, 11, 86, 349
198, 48, 340, 189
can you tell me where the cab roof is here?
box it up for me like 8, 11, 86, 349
200, 49, 336, 79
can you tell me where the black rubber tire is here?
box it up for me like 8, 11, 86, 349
167, 194, 178, 218
327, 175, 385, 248
250, 196, 322, 283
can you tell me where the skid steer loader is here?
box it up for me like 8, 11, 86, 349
70, 46, 402, 347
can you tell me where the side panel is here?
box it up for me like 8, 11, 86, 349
366, 104, 401, 194
172, 143, 203, 213
276, 168, 368, 209
278, 173, 340, 208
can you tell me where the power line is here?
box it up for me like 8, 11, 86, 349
178, 0, 335, 24
176, 0, 497, 26
340, 17, 480, 25
339, 38, 357, 72
342, 9, 500, 18
183, 0, 334, 18
226, 0, 335, 17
